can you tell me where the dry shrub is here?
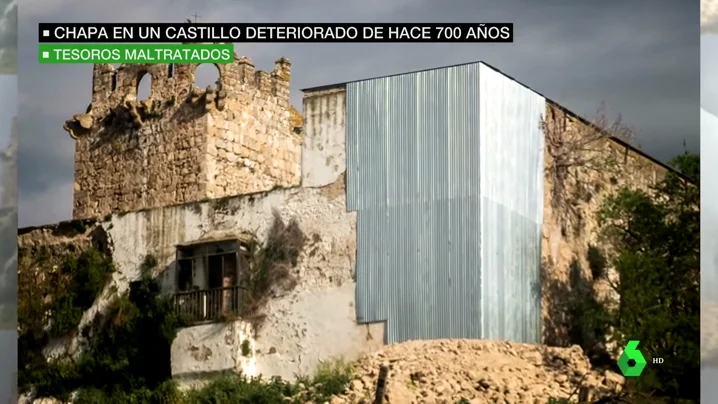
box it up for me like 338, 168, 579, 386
541, 103, 634, 236
242, 210, 306, 325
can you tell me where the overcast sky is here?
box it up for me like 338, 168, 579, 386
17, 0, 700, 227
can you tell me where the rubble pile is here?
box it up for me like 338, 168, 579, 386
328, 339, 624, 403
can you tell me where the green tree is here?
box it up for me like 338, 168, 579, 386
596, 152, 699, 400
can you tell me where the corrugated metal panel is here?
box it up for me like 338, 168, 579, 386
348, 64, 482, 343
478, 64, 545, 343
349, 62, 544, 344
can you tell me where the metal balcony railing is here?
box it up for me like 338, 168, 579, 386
173, 286, 244, 325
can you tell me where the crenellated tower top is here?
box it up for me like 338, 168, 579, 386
63, 50, 301, 220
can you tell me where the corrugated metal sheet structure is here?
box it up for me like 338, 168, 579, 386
346, 62, 545, 344
478, 64, 545, 343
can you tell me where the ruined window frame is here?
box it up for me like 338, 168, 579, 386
175, 240, 243, 293
173, 239, 251, 324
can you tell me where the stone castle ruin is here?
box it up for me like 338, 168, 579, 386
21, 58, 675, 387
63, 53, 302, 219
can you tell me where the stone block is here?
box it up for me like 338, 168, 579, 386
70, 56, 302, 219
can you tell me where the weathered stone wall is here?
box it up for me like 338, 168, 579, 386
204, 57, 301, 200
18, 177, 384, 383
114, 177, 383, 381
65, 54, 301, 220
301, 87, 346, 187
540, 103, 669, 349
18, 220, 100, 251
171, 319, 256, 387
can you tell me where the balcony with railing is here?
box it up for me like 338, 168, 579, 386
173, 286, 245, 325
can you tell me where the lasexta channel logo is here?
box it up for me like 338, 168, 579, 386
617, 340, 647, 377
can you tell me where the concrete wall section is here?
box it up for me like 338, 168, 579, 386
257, 283, 384, 381
301, 88, 347, 187
171, 320, 256, 383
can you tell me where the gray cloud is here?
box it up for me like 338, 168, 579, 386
17, 103, 73, 198
18, 0, 700, 227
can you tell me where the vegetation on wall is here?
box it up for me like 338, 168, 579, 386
597, 152, 698, 400
561, 153, 699, 402
175, 211, 306, 329
179, 358, 353, 404
541, 104, 634, 236
240, 339, 251, 357
18, 246, 115, 396
17, 216, 356, 403
540, 100, 699, 402
240, 211, 305, 326
18, 251, 184, 401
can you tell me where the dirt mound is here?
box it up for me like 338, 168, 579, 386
329, 339, 624, 403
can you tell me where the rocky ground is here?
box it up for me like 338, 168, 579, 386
25, 339, 626, 403
323, 339, 624, 404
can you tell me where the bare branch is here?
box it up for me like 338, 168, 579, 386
541, 103, 635, 236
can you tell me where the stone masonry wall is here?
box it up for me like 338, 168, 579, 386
65, 50, 301, 220
204, 57, 302, 200
540, 103, 669, 350
18, 176, 384, 383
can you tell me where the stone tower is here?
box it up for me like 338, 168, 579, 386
63, 53, 302, 219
